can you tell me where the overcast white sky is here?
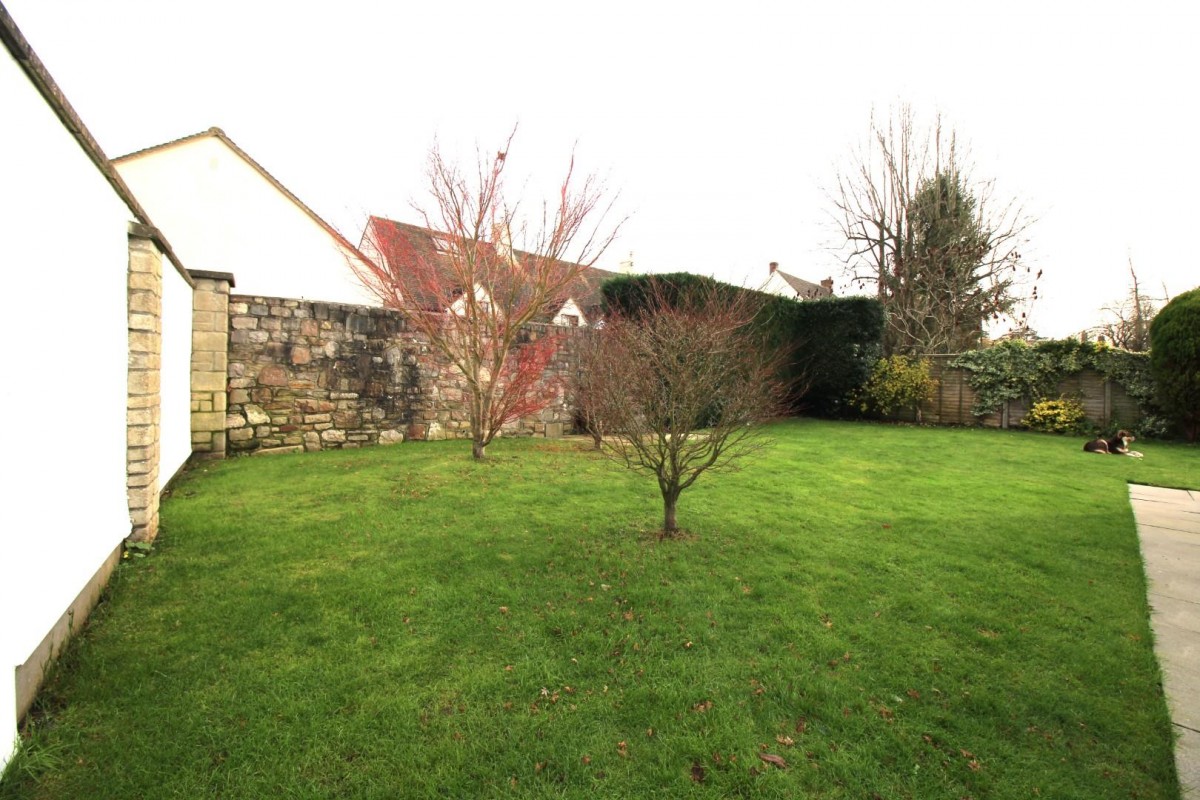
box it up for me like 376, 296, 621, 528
7, 0, 1198, 338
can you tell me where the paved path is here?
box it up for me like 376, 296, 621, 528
1130, 484, 1200, 798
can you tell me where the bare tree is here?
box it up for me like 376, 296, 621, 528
351, 133, 620, 459
831, 105, 1035, 355
581, 280, 785, 536
1093, 259, 1162, 351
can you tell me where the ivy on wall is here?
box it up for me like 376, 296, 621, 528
950, 340, 1160, 433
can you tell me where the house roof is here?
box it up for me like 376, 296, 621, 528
114, 126, 370, 266
775, 269, 833, 299
1, 4, 191, 285
362, 216, 620, 316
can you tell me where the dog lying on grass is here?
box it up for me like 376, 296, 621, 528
1083, 430, 1144, 458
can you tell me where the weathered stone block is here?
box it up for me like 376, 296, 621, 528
193, 411, 225, 432
290, 346, 311, 365
128, 351, 162, 371
128, 370, 160, 396
128, 272, 160, 292
254, 445, 304, 456
127, 407, 154, 427
191, 371, 225, 393
129, 312, 158, 332
244, 405, 270, 425
258, 365, 288, 386
228, 427, 255, 442
321, 429, 347, 443
333, 411, 360, 428
193, 291, 228, 313
230, 314, 259, 331
127, 425, 155, 447
304, 413, 332, 424
225, 414, 246, 429
379, 430, 405, 445
193, 331, 227, 353
128, 292, 160, 314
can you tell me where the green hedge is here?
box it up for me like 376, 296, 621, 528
1149, 287, 1200, 441
600, 273, 884, 415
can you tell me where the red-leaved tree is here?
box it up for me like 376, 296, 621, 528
579, 279, 786, 536
352, 134, 619, 459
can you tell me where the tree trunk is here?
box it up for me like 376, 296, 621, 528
662, 489, 680, 537
472, 437, 487, 460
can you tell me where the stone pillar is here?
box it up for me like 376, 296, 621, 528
127, 223, 162, 542
189, 270, 235, 458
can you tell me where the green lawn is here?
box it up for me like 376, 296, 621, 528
4, 420, 1197, 799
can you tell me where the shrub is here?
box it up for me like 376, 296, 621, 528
1149, 287, 1200, 441
854, 355, 937, 422
1023, 397, 1087, 434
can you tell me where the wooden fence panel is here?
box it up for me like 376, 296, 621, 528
909, 356, 1141, 430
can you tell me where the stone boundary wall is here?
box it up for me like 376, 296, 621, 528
906, 356, 1142, 429
224, 295, 583, 454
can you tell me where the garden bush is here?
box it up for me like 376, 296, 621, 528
1149, 286, 1200, 441
853, 355, 937, 422
1022, 396, 1087, 434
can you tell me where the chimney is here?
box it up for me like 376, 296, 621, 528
769, 261, 779, 275
492, 222, 515, 265
820, 277, 834, 294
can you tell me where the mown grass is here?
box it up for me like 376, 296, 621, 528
3, 420, 1196, 799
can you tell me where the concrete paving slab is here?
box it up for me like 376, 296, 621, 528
1180, 729, 1200, 800
1150, 594, 1200, 636
1131, 484, 1200, 799
1131, 484, 1200, 504
1136, 510, 1200, 535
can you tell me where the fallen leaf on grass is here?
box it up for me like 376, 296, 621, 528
775, 735, 795, 747
693, 700, 714, 713
757, 753, 788, 769
690, 762, 706, 783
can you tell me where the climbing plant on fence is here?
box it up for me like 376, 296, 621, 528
950, 339, 1160, 432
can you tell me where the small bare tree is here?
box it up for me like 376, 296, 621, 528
351, 133, 619, 459
582, 280, 785, 536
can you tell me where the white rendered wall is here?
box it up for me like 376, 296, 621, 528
160, 255, 193, 483
116, 138, 378, 306
0, 47, 135, 772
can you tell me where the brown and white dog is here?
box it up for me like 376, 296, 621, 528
1083, 430, 1144, 458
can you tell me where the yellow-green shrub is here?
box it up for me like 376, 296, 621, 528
1022, 397, 1086, 434
854, 356, 937, 422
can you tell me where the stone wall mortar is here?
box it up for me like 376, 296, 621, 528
225, 295, 584, 453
